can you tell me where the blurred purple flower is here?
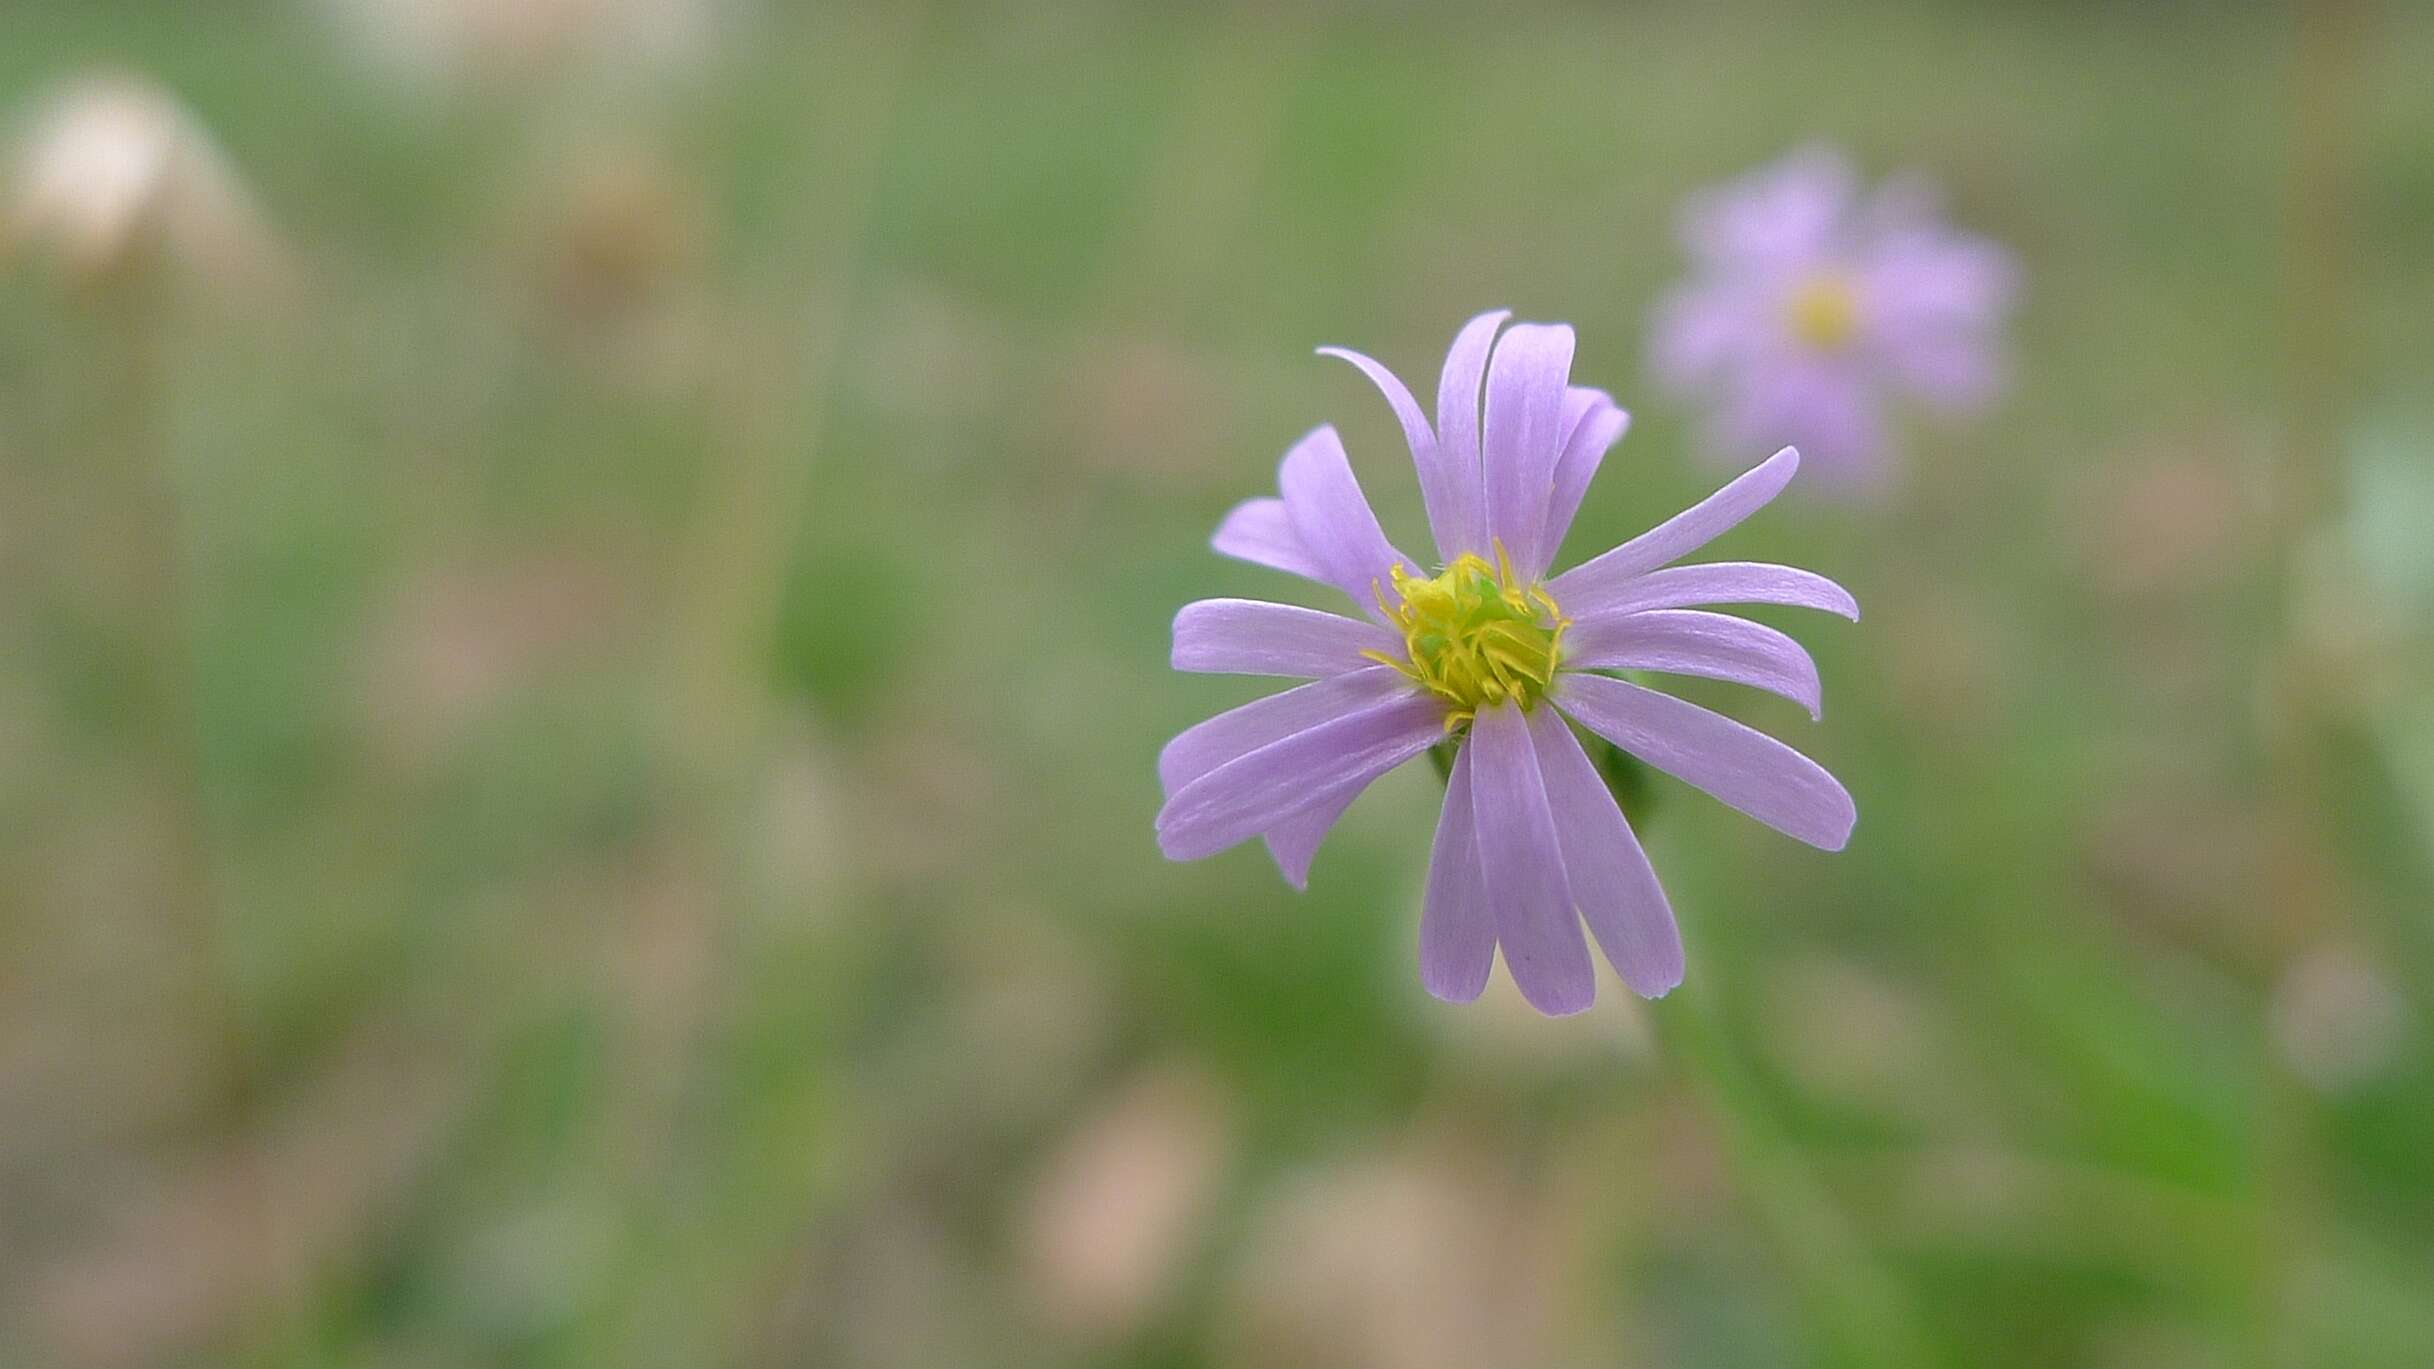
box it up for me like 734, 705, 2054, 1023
1649, 147, 2019, 492
1155, 311, 1856, 1014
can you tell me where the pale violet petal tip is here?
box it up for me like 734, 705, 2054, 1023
1211, 496, 1323, 582
1550, 445, 1804, 603
1480, 323, 1577, 573
1276, 424, 1416, 612
1316, 346, 1436, 468
1433, 310, 1512, 557
1264, 787, 1356, 890
1319, 342, 1474, 562
1540, 393, 1631, 573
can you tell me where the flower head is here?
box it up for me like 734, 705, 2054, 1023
1156, 311, 1858, 1014
4, 73, 281, 285
1649, 147, 2018, 493
1369, 547, 1567, 725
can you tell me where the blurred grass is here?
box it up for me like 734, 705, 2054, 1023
3, 0, 2434, 1366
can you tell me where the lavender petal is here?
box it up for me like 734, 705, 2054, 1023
1277, 424, 1416, 613
1212, 497, 1324, 581
1264, 786, 1356, 891
1481, 322, 1575, 574
1565, 560, 1859, 621
1469, 701, 1595, 1015
1554, 673, 1855, 851
1157, 693, 1446, 861
1158, 665, 1412, 796
1526, 707, 1683, 997
1418, 744, 1496, 1002
1538, 389, 1629, 578
1433, 309, 1510, 556
1563, 609, 1823, 719
1548, 447, 1799, 603
1172, 599, 1400, 678
1317, 344, 1463, 561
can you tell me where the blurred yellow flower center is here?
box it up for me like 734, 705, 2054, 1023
1366, 544, 1568, 729
1786, 274, 1863, 350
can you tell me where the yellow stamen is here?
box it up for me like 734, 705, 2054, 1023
1786, 274, 1862, 351
1364, 540, 1568, 731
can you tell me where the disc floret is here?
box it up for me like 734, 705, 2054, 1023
1366, 542, 1568, 729
1785, 273, 1863, 351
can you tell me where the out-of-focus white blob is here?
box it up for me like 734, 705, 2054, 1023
2297, 416, 2434, 834
3, 73, 281, 285
1018, 1065, 1231, 1340
317, 0, 742, 93
2270, 942, 2410, 1094
2306, 420, 2434, 695
2338, 420, 2434, 622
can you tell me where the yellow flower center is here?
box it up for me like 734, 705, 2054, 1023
1786, 274, 1863, 351
1365, 544, 1568, 730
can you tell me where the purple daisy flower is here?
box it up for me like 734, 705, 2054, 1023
1155, 311, 1857, 1015
1649, 146, 2019, 492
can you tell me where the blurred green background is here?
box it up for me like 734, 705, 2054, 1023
5, 1, 2434, 1365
